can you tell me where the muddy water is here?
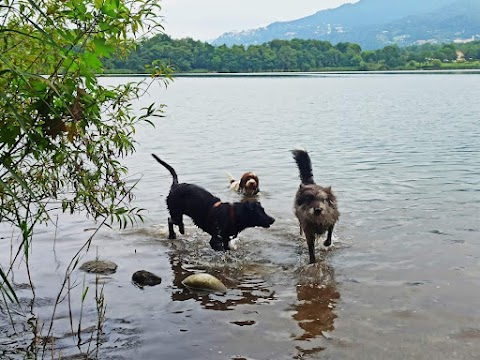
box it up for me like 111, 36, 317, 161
1, 73, 480, 359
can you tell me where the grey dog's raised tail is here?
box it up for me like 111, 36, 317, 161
152, 154, 178, 186
291, 149, 315, 185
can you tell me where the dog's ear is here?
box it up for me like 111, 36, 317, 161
239, 175, 247, 189
324, 186, 337, 205
296, 188, 315, 206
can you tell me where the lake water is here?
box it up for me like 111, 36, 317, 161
1, 73, 480, 359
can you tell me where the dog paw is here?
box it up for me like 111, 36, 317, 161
209, 238, 224, 252
322, 244, 334, 251
228, 238, 238, 251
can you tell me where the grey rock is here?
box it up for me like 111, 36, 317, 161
132, 270, 162, 288
79, 260, 118, 275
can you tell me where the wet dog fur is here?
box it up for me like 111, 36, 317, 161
152, 154, 275, 251
227, 171, 260, 196
292, 149, 339, 263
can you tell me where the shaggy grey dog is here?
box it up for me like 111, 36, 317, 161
292, 149, 340, 263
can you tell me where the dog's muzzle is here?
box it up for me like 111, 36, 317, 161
265, 216, 275, 227
314, 208, 322, 216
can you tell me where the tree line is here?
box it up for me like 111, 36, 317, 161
105, 34, 480, 73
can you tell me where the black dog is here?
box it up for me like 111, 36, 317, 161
152, 154, 275, 251
292, 149, 340, 264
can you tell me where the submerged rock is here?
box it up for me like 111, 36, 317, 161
231, 320, 256, 326
79, 260, 118, 275
132, 270, 162, 288
182, 273, 228, 294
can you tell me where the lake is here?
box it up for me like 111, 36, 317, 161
1, 73, 480, 359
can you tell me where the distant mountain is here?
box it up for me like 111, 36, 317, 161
212, 0, 480, 49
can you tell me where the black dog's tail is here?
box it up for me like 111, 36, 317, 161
152, 154, 179, 186
291, 149, 315, 185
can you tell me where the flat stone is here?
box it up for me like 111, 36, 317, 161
79, 260, 118, 275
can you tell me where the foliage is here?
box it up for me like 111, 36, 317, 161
0, 0, 168, 302
105, 34, 480, 73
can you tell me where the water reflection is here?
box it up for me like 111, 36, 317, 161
169, 250, 276, 311
292, 262, 340, 353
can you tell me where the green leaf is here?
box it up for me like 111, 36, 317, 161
94, 37, 115, 58
94, 0, 103, 9
82, 286, 89, 301
0, 267, 19, 304
83, 51, 103, 71
101, 2, 118, 17
74, 0, 88, 16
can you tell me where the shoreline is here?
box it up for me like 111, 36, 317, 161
100, 69, 480, 77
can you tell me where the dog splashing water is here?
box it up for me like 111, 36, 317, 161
152, 154, 275, 251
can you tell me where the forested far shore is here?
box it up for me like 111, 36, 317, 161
104, 34, 480, 73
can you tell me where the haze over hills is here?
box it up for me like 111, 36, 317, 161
212, 0, 480, 49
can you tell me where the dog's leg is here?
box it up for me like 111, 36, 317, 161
209, 234, 224, 251
169, 213, 184, 237
178, 217, 185, 235
323, 225, 334, 247
168, 217, 176, 239
222, 236, 231, 251
305, 232, 316, 264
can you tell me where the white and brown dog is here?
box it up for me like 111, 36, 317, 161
227, 171, 260, 196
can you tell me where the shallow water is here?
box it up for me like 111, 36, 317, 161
1, 73, 480, 359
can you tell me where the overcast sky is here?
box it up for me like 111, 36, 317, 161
159, 0, 358, 41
